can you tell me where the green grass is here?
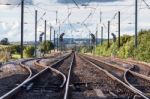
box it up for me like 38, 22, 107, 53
12, 54, 32, 59
12, 54, 21, 59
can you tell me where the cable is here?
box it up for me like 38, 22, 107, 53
71, 0, 80, 9
142, 0, 150, 9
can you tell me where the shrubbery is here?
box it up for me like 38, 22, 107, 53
24, 46, 35, 57
40, 40, 54, 54
81, 30, 150, 62
11, 45, 21, 54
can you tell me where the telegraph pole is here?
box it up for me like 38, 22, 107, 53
21, 0, 24, 58
57, 34, 58, 51
135, 0, 138, 48
100, 10, 102, 24
108, 21, 110, 47
59, 25, 60, 51
56, 11, 58, 24
35, 10, 37, 57
49, 26, 52, 53
101, 26, 103, 45
44, 20, 46, 42
54, 30, 56, 52
50, 26, 52, 41
118, 11, 121, 48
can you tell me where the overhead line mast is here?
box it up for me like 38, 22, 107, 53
21, 0, 24, 58
118, 11, 121, 48
135, 0, 138, 48
35, 10, 37, 57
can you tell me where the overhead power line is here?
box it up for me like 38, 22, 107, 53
71, 0, 80, 9
142, 0, 150, 9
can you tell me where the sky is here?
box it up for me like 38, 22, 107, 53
0, 0, 150, 41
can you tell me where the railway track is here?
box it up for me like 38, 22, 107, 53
12, 68, 64, 99
82, 55, 126, 82
79, 56, 150, 97
0, 52, 73, 99
64, 53, 148, 99
20, 59, 45, 76
118, 58, 150, 76
51, 53, 75, 76
0, 63, 31, 97
20, 52, 69, 76
84, 55, 150, 97
89, 55, 150, 76
1, 52, 149, 99
124, 69, 150, 97
37, 52, 71, 67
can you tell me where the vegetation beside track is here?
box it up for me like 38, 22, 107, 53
80, 30, 150, 63
0, 40, 54, 62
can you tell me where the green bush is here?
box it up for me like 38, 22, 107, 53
11, 45, 21, 54
81, 29, 150, 63
24, 46, 35, 57
40, 40, 54, 53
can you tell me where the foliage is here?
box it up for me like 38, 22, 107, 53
80, 30, 150, 63
40, 40, 54, 53
0, 38, 9, 45
24, 46, 35, 57
11, 45, 21, 54
0, 45, 12, 62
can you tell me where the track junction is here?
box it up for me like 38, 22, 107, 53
0, 52, 150, 99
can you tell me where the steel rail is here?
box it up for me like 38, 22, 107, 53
0, 53, 72, 99
86, 55, 150, 97
80, 54, 149, 99
0, 59, 33, 99
84, 54, 150, 98
111, 57, 150, 76
0, 68, 61, 99
124, 68, 150, 98
63, 53, 75, 99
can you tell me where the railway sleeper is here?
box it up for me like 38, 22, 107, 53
21, 83, 62, 92
69, 83, 133, 98
70, 91, 131, 99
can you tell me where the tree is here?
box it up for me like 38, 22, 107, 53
0, 38, 9, 45
24, 46, 35, 57
40, 40, 54, 54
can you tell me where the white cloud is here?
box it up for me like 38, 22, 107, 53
0, 0, 33, 5
0, 0, 150, 41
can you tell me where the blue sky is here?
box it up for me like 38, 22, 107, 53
0, 0, 150, 41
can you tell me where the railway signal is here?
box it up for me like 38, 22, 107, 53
39, 32, 45, 42
90, 33, 96, 52
59, 33, 65, 51
90, 33, 96, 44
